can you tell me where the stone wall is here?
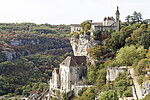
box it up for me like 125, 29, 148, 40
106, 66, 127, 82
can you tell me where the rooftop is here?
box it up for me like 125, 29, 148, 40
60, 56, 86, 67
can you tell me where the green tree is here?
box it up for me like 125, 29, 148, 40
125, 15, 131, 25
109, 45, 146, 66
142, 93, 150, 100
137, 75, 144, 85
139, 32, 150, 49
131, 11, 143, 24
95, 68, 106, 90
38, 83, 47, 91
80, 87, 97, 100
99, 90, 118, 100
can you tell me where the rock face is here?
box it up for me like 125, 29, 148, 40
70, 34, 91, 57
142, 80, 150, 98
10, 39, 40, 46
11, 40, 22, 46
5, 51, 16, 61
70, 34, 98, 64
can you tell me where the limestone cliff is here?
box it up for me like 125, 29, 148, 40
70, 34, 98, 64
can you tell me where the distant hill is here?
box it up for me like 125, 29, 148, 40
0, 23, 73, 97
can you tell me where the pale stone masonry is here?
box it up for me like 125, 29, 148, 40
49, 56, 88, 98
106, 66, 127, 82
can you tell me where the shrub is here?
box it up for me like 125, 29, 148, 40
74, 32, 79, 38
99, 90, 118, 100
123, 86, 133, 97
137, 75, 144, 85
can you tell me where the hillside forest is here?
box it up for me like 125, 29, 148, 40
0, 23, 73, 98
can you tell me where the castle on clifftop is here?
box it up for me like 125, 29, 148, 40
71, 6, 120, 34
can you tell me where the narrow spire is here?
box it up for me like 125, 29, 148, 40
116, 6, 120, 15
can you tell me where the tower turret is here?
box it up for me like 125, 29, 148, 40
116, 6, 120, 31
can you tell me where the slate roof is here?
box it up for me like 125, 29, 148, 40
60, 56, 86, 67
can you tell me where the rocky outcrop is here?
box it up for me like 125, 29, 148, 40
142, 80, 150, 98
10, 39, 40, 46
5, 51, 16, 61
11, 40, 22, 46
70, 34, 98, 64
70, 34, 90, 57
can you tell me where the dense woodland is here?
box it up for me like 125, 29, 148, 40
71, 11, 150, 100
0, 23, 73, 98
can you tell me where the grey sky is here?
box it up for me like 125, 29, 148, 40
0, 0, 149, 24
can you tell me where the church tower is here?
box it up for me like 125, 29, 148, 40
116, 6, 120, 31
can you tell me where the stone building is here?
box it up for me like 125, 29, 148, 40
106, 66, 127, 82
71, 6, 120, 34
49, 56, 88, 98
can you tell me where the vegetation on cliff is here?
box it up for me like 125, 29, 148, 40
73, 11, 150, 99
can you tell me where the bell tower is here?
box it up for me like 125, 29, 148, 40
116, 6, 120, 31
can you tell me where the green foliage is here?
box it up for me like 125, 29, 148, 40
115, 79, 127, 97
51, 97, 58, 100
80, 21, 91, 35
95, 68, 106, 90
139, 32, 150, 49
113, 73, 133, 98
74, 32, 79, 38
135, 59, 149, 75
0, 23, 72, 96
88, 45, 110, 60
109, 31, 130, 50
77, 87, 87, 97
137, 75, 144, 85
87, 65, 99, 84
38, 83, 47, 91
142, 93, 150, 100
80, 21, 91, 30
99, 90, 118, 100
78, 87, 97, 100
62, 92, 68, 100
123, 86, 133, 97
93, 30, 101, 40
125, 11, 143, 25
108, 45, 146, 66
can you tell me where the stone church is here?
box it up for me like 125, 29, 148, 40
49, 56, 87, 98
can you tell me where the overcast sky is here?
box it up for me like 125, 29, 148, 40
0, 0, 149, 25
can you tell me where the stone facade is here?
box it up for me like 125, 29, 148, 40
49, 56, 88, 98
71, 24, 81, 33
106, 66, 127, 82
